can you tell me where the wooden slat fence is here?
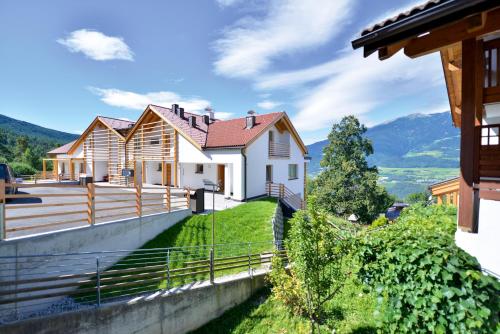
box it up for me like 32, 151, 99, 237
0, 182, 190, 239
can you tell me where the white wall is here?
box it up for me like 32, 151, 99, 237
178, 136, 244, 200
180, 163, 218, 190
145, 161, 162, 185
455, 199, 500, 276
93, 161, 108, 182
245, 125, 305, 199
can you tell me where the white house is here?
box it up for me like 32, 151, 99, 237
47, 116, 135, 183
47, 104, 309, 207
125, 104, 309, 203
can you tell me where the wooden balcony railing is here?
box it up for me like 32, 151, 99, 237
268, 142, 290, 158
266, 182, 304, 210
429, 177, 460, 206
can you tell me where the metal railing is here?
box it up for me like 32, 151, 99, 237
0, 181, 190, 240
0, 240, 285, 324
268, 141, 290, 158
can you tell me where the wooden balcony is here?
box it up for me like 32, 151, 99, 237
268, 142, 290, 158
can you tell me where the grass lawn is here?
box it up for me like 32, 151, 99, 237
141, 197, 277, 249
76, 198, 277, 303
192, 278, 377, 334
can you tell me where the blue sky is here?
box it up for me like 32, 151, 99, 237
0, 0, 448, 144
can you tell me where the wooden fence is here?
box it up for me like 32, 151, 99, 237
0, 180, 190, 239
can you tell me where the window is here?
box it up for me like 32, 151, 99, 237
150, 138, 160, 145
157, 163, 162, 172
195, 164, 204, 174
268, 131, 274, 143
288, 164, 298, 180
266, 165, 273, 183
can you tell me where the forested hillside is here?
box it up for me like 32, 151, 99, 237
0, 114, 78, 175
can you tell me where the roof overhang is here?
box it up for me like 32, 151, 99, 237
68, 117, 127, 155
352, 0, 497, 57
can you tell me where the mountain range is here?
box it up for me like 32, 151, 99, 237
306, 112, 460, 199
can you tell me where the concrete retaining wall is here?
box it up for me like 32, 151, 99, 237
0, 209, 190, 258
1, 271, 267, 334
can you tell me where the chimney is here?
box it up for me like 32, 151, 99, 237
179, 107, 185, 119
202, 115, 210, 125
189, 115, 197, 128
171, 104, 179, 114
205, 106, 215, 121
246, 110, 256, 129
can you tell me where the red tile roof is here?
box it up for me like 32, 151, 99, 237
98, 116, 135, 131
150, 105, 210, 147
206, 112, 283, 148
47, 140, 76, 154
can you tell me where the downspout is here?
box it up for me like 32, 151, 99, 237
241, 148, 247, 201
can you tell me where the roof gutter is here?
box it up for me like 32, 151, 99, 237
352, 0, 497, 56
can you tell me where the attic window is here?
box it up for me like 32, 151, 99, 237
150, 138, 160, 145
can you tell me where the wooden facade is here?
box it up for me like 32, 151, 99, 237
125, 108, 177, 186
353, 3, 500, 233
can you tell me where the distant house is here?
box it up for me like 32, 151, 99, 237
47, 105, 309, 208
352, 0, 500, 274
385, 202, 409, 221
429, 177, 460, 206
46, 116, 134, 183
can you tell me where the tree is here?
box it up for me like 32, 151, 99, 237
268, 198, 355, 332
406, 191, 431, 205
312, 116, 393, 223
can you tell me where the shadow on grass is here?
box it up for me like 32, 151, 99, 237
190, 287, 271, 334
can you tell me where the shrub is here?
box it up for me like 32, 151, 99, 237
370, 215, 389, 229
356, 205, 500, 333
10, 162, 37, 176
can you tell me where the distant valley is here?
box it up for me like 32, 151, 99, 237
307, 112, 460, 199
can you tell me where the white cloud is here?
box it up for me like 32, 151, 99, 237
289, 50, 445, 132
89, 87, 210, 112
257, 100, 282, 110
214, 112, 234, 120
213, 0, 352, 78
215, 0, 242, 8
58, 29, 134, 61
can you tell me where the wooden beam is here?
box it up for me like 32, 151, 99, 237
405, 9, 500, 58
378, 40, 407, 60
458, 38, 480, 233
42, 160, 46, 179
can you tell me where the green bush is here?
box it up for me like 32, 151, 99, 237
356, 205, 500, 333
10, 162, 37, 176
370, 215, 389, 229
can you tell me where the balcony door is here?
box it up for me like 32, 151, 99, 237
266, 165, 273, 183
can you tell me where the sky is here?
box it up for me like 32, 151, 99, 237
0, 0, 449, 144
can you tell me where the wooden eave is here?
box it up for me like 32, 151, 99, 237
366, 6, 500, 129
68, 117, 127, 155
125, 105, 203, 151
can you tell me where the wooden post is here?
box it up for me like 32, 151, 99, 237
166, 185, 171, 212
0, 179, 5, 240
70, 159, 75, 180
161, 161, 165, 186
458, 38, 481, 232
87, 183, 95, 225
141, 161, 146, 185
136, 183, 142, 217
42, 159, 46, 179
186, 188, 191, 209
54, 159, 59, 181
174, 130, 178, 187
91, 132, 96, 181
